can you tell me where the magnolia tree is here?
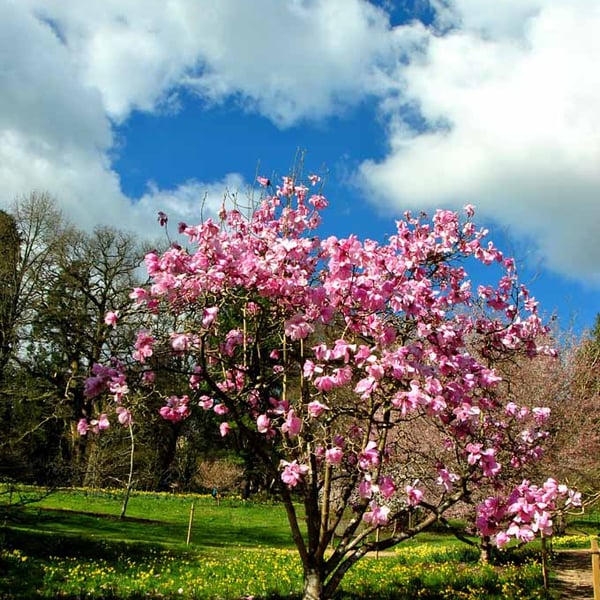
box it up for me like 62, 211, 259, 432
82, 176, 579, 600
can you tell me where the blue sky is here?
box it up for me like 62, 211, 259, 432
1, 0, 599, 334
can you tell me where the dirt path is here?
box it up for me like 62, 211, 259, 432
553, 550, 594, 599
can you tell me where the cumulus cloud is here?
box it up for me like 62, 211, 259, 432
359, 0, 600, 283
23, 0, 407, 125
2, 0, 599, 287
1, 0, 406, 240
133, 173, 249, 235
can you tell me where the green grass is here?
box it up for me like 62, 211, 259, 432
0, 485, 551, 599
5, 487, 297, 552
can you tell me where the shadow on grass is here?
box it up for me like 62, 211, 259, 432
6, 504, 294, 551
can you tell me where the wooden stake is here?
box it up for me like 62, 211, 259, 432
540, 534, 549, 590
186, 502, 195, 545
591, 536, 600, 600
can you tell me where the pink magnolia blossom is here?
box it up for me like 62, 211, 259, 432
284, 314, 314, 341
307, 400, 329, 418
129, 287, 149, 304
202, 306, 219, 327
358, 441, 379, 470
92, 413, 110, 432
160, 395, 190, 422
198, 395, 214, 410
325, 447, 343, 465
406, 484, 424, 507
280, 460, 309, 487
437, 468, 460, 492
256, 414, 271, 433
171, 333, 191, 353
378, 476, 396, 500
141, 370, 155, 386
133, 331, 154, 363
104, 311, 119, 328
282, 409, 302, 437
359, 476, 374, 499
220, 422, 231, 437
116, 406, 132, 426
363, 501, 390, 526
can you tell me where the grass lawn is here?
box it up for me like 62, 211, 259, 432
0, 485, 555, 599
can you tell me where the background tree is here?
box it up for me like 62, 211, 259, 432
83, 176, 579, 600
540, 321, 600, 497
0, 193, 74, 483
0, 210, 20, 385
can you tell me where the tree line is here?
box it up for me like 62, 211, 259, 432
0, 191, 598, 508
0, 193, 241, 493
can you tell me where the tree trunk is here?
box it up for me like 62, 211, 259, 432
302, 568, 324, 600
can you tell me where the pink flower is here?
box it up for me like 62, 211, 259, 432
116, 406, 132, 426
325, 447, 343, 465
133, 332, 154, 363
378, 476, 396, 500
129, 287, 149, 304
109, 378, 128, 403
282, 409, 302, 437
363, 501, 390, 526
481, 449, 501, 477
202, 307, 219, 327
77, 418, 89, 435
307, 400, 329, 418
88, 414, 110, 433
532, 407, 551, 425
220, 422, 230, 437
198, 396, 214, 410
284, 314, 314, 341
141, 370, 155, 386
84, 375, 105, 398
358, 441, 379, 470
159, 395, 190, 422
313, 375, 335, 392
223, 329, 243, 356
437, 468, 460, 492
359, 476, 373, 499
171, 333, 191, 353
104, 311, 119, 328
280, 460, 308, 487
256, 176, 270, 187
406, 484, 424, 507
256, 414, 271, 433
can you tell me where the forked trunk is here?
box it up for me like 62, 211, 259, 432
302, 568, 324, 600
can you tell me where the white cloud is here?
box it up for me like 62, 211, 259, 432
133, 173, 249, 235
0, 0, 406, 241
360, 0, 600, 283
2, 0, 600, 288
23, 0, 408, 125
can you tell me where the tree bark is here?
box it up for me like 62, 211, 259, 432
302, 567, 324, 600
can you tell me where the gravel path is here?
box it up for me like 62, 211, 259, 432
553, 550, 594, 599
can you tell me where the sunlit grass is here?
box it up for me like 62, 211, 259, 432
0, 485, 553, 599
4, 545, 546, 600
